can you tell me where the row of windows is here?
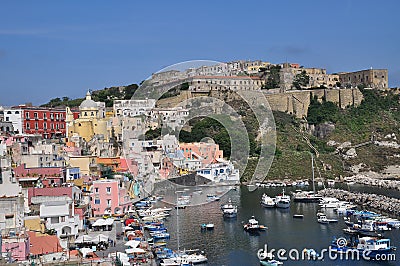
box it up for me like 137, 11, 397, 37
5, 110, 20, 115
196, 80, 260, 85
94, 187, 112, 193
25, 122, 64, 130
25, 112, 64, 120
94, 199, 112, 205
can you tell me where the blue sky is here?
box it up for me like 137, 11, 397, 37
0, 1, 399, 106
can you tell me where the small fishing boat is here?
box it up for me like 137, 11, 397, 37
201, 223, 214, 230
243, 216, 267, 232
317, 213, 338, 224
293, 214, 304, 219
152, 232, 171, 239
207, 194, 220, 202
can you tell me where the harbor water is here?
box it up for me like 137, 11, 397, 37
156, 185, 400, 266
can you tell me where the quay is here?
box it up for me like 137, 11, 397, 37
319, 188, 400, 217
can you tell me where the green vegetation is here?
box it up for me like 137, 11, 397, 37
292, 70, 310, 89
262, 65, 281, 90
307, 95, 339, 124
306, 88, 400, 172
308, 89, 400, 139
145, 128, 162, 140
41, 83, 138, 107
179, 117, 233, 157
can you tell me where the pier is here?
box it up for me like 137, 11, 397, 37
319, 188, 400, 217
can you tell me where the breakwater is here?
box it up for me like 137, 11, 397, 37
319, 188, 400, 217
344, 175, 400, 191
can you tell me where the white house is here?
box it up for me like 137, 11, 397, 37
39, 197, 80, 248
3, 108, 23, 134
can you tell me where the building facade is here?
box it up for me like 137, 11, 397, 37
339, 69, 388, 89
90, 179, 132, 216
66, 92, 109, 142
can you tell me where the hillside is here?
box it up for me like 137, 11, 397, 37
263, 88, 400, 181
40, 84, 138, 108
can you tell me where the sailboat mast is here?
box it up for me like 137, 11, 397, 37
311, 153, 315, 193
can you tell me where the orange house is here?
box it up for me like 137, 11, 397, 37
96, 157, 129, 173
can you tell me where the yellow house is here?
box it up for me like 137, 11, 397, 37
67, 155, 98, 176
66, 91, 109, 142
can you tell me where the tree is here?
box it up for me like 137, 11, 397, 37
262, 65, 281, 90
292, 70, 310, 89
124, 84, 138, 99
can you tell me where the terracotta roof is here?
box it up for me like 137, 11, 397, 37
28, 231, 63, 255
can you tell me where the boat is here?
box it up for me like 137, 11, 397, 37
201, 223, 214, 230
319, 197, 340, 208
330, 236, 396, 259
206, 194, 220, 202
260, 193, 276, 208
161, 253, 208, 265
152, 232, 171, 239
293, 214, 304, 219
221, 199, 238, 218
274, 189, 290, 209
317, 213, 338, 224
292, 154, 323, 203
259, 260, 283, 266
243, 216, 267, 232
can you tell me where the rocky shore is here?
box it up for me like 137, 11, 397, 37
319, 188, 400, 217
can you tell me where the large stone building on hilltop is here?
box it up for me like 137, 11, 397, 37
338, 69, 388, 89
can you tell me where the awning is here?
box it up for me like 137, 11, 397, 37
125, 247, 145, 254
124, 240, 140, 248
75, 235, 93, 244
92, 234, 109, 244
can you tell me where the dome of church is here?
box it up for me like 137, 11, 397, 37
80, 91, 97, 109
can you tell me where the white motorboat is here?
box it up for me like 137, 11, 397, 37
261, 193, 276, 208
274, 189, 290, 209
317, 213, 338, 224
161, 253, 208, 265
221, 199, 238, 218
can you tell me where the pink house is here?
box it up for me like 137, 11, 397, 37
180, 142, 224, 165
91, 179, 132, 217
1, 231, 30, 262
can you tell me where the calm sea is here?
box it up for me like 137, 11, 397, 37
156, 185, 400, 266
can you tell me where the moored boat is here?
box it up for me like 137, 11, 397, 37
274, 189, 290, 209
221, 199, 238, 218
261, 193, 276, 208
243, 216, 267, 232
330, 236, 396, 259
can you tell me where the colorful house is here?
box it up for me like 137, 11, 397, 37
91, 179, 132, 217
